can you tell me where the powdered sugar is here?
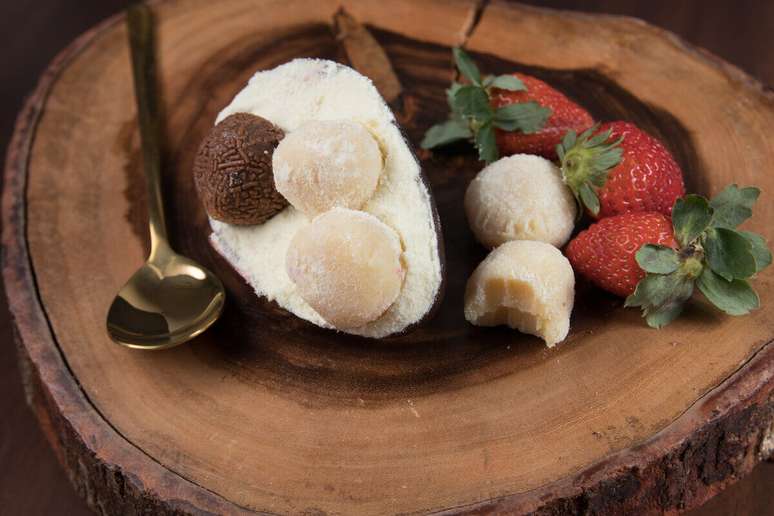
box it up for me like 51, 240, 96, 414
272, 120, 382, 216
285, 208, 404, 329
465, 154, 576, 249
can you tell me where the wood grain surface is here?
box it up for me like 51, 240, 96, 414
2, 1, 774, 515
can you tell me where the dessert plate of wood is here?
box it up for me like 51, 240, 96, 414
3, 0, 773, 514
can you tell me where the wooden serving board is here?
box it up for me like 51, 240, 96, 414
4, 1, 774, 514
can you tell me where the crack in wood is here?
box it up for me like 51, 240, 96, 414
460, 0, 491, 46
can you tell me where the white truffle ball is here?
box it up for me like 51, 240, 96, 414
273, 120, 383, 217
464, 240, 575, 347
286, 207, 404, 329
464, 154, 576, 248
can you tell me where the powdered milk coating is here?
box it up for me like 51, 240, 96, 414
465, 154, 576, 248
210, 59, 443, 338
273, 120, 382, 216
286, 208, 404, 329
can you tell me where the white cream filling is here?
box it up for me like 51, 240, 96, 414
209, 59, 442, 338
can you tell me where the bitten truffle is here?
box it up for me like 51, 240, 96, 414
464, 240, 575, 347
194, 113, 287, 225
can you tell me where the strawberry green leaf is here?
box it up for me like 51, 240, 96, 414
709, 184, 760, 229
475, 122, 497, 163
625, 271, 694, 328
561, 129, 577, 151
739, 231, 772, 273
625, 272, 685, 310
556, 143, 565, 162
636, 244, 680, 274
489, 75, 526, 91
578, 183, 599, 216
697, 268, 759, 316
644, 302, 686, 329
446, 82, 464, 113
452, 47, 481, 86
482, 75, 495, 88
493, 102, 552, 134
703, 227, 757, 280
671, 194, 713, 246
453, 85, 492, 121
588, 144, 623, 176
421, 119, 473, 149
585, 129, 612, 148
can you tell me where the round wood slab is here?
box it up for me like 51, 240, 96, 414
4, 1, 774, 514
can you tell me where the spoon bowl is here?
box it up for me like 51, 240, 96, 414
107, 252, 225, 350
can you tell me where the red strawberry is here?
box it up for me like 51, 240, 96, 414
565, 212, 677, 297
597, 122, 685, 218
558, 121, 686, 220
421, 48, 590, 163
568, 186, 769, 328
491, 73, 594, 159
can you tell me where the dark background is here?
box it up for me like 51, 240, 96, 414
1, 1, 772, 514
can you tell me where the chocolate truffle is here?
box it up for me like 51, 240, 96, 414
194, 113, 287, 225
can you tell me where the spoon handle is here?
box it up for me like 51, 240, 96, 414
127, 4, 168, 257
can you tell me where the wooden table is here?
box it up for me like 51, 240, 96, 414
1, 1, 772, 514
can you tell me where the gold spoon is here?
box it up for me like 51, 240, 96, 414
107, 4, 225, 350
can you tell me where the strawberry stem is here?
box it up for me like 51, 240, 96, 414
422, 47, 552, 163
556, 125, 623, 215
627, 185, 770, 328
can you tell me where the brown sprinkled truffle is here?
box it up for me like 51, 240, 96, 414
194, 113, 287, 225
